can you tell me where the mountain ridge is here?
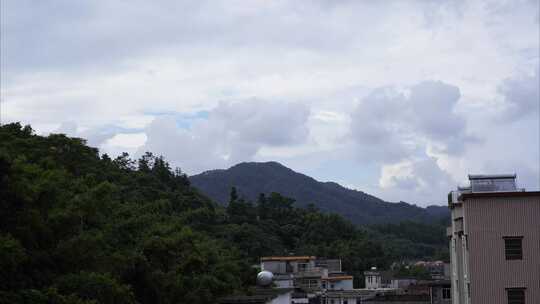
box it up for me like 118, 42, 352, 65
190, 161, 449, 225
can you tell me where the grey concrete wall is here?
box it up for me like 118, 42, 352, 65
464, 195, 540, 304
362, 301, 428, 304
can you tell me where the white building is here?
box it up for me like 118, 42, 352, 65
324, 290, 373, 304
260, 256, 359, 303
260, 256, 352, 293
219, 288, 293, 304
323, 275, 354, 290
363, 267, 392, 289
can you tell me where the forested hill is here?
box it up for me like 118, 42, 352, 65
190, 162, 449, 225
0, 123, 448, 304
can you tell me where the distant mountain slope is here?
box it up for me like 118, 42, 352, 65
190, 161, 449, 225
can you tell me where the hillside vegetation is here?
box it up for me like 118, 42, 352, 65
190, 162, 449, 225
0, 123, 448, 304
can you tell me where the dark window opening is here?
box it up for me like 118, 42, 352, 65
443, 288, 452, 299
443, 288, 451, 299
298, 263, 308, 272
507, 288, 525, 304
504, 237, 523, 260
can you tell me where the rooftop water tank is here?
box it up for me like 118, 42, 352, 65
256, 271, 273, 286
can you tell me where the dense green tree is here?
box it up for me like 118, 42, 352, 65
0, 123, 250, 303
0, 122, 448, 302
54, 272, 136, 304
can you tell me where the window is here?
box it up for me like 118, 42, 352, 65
443, 288, 451, 299
507, 288, 525, 304
343, 300, 348, 304
286, 262, 293, 273
298, 263, 308, 272
504, 237, 523, 260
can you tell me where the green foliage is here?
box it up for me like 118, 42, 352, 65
190, 161, 450, 225
0, 288, 97, 304
0, 122, 448, 302
0, 123, 246, 304
0, 234, 28, 290
394, 265, 432, 280
369, 221, 450, 261
55, 272, 136, 304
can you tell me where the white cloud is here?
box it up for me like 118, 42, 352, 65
346, 80, 472, 203
378, 157, 456, 204
105, 133, 147, 148
497, 69, 539, 121
2, 0, 538, 205
101, 133, 147, 157
138, 99, 310, 174
54, 121, 119, 148
350, 81, 471, 163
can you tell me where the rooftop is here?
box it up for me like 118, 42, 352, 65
325, 290, 373, 298
468, 174, 516, 180
449, 173, 530, 204
323, 275, 353, 281
460, 191, 540, 200
219, 288, 292, 304
260, 256, 316, 261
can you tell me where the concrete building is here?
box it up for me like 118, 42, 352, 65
413, 261, 449, 280
323, 290, 373, 304
260, 256, 353, 293
259, 256, 364, 303
219, 288, 293, 304
390, 278, 417, 290
427, 280, 452, 304
323, 275, 354, 291
448, 174, 540, 304
364, 267, 393, 289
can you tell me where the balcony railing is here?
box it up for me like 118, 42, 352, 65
295, 267, 324, 278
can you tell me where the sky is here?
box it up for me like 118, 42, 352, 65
1, 0, 539, 206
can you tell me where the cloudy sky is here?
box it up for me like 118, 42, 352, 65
2, 0, 539, 206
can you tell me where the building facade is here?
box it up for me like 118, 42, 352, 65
219, 288, 293, 304
448, 174, 540, 304
260, 256, 355, 303
260, 256, 352, 292
364, 267, 393, 290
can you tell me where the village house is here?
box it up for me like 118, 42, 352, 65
260, 256, 354, 293
363, 267, 393, 290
